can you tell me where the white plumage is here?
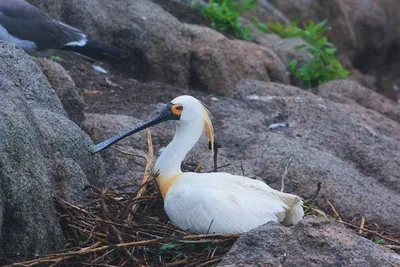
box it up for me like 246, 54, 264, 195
164, 172, 303, 234
92, 95, 304, 234
152, 95, 304, 234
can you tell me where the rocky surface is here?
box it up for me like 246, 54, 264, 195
82, 78, 400, 234
3, 0, 400, 264
169, 0, 400, 99
269, 0, 400, 98
316, 80, 400, 124
0, 42, 106, 263
35, 58, 85, 126
219, 216, 400, 267
30, 0, 290, 94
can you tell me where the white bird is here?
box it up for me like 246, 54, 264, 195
92, 95, 304, 234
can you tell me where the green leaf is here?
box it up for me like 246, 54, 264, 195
49, 55, 62, 62
160, 242, 182, 251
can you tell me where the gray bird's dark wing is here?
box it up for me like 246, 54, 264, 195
0, 0, 86, 50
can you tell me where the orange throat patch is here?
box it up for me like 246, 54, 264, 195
157, 174, 183, 199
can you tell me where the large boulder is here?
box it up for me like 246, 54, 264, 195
268, 0, 400, 97
316, 80, 400, 124
82, 79, 400, 234
0, 42, 106, 263
268, 0, 400, 62
219, 216, 400, 266
29, 0, 289, 94
35, 58, 85, 126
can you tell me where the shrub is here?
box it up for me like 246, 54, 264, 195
196, 1, 350, 87
194, 0, 256, 39
258, 20, 350, 87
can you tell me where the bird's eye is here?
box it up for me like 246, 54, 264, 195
171, 104, 183, 116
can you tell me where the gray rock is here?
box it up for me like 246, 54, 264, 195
82, 113, 157, 189
0, 42, 106, 263
219, 216, 400, 267
35, 57, 85, 126
317, 80, 400, 124
30, 0, 289, 94
210, 80, 400, 233
268, 0, 400, 97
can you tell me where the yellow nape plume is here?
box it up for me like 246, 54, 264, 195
201, 103, 214, 152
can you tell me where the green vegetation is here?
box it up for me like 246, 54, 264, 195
194, 0, 349, 87
194, 0, 256, 39
262, 20, 349, 87
160, 242, 218, 254
48, 55, 62, 62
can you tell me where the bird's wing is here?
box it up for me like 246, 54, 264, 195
164, 172, 292, 234
0, 0, 85, 50
0, 0, 49, 21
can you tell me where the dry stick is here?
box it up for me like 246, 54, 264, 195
358, 216, 365, 234
165, 258, 189, 267
209, 141, 222, 172
326, 199, 343, 222
7, 256, 73, 267
280, 157, 293, 192
45, 234, 239, 258
7, 242, 102, 267
326, 201, 400, 246
130, 129, 154, 215
384, 245, 400, 250
338, 221, 400, 245
196, 257, 223, 267
239, 161, 245, 176
213, 145, 218, 172
303, 181, 322, 210
114, 147, 147, 160
110, 225, 139, 263
117, 130, 153, 263
304, 182, 322, 203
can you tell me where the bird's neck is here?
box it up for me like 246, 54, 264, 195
153, 119, 204, 180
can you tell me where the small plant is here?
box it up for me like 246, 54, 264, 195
258, 20, 350, 87
194, 0, 256, 39
48, 55, 62, 62
195, 1, 349, 87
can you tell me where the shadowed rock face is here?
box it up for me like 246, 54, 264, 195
268, 0, 400, 98
35, 58, 85, 126
218, 216, 400, 267
0, 41, 106, 263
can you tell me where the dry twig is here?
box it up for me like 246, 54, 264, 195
326, 199, 343, 222
280, 157, 293, 192
358, 216, 365, 234
130, 129, 154, 214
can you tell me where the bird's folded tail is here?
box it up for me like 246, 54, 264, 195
62, 40, 128, 61
278, 193, 304, 226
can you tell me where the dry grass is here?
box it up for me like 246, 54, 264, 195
6, 131, 400, 266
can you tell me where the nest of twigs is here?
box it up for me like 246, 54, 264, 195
8, 130, 400, 267
10, 183, 238, 266
48, 183, 237, 266
9, 130, 238, 267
